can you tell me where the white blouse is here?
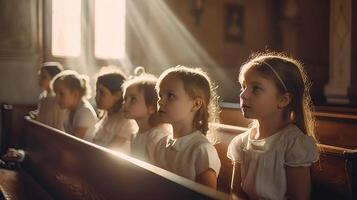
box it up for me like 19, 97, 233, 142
36, 91, 65, 131
93, 111, 138, 153
154, 130, 221, 181
227, 124, 319, 200
130, 123, 171, 163
63, 100, 98, 142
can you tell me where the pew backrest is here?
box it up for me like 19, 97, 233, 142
0, 103, 36, 154
220, 106, 357, 149
23, 117, 236, 200
311, 144, 357, 200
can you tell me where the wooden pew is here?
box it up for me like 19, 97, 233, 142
212, 123, 248, 194
0, 168, 54, 200
311, 144, 357, 200
0, 103, 36, 154
220, 106, 357, 149
314, 112, 357, 149
22, 117, 237, 200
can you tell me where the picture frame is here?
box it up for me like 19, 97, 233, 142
224, 4, 244, 43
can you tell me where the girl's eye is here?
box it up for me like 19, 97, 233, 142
252, 86, 262, 93
167, 93, 175, 100
130, 96, 136, 102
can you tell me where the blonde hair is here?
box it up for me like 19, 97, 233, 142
51, 70, 91, 99
157, 65, 220, 135
239, 52, 317, 141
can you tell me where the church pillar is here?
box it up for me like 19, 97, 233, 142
324, 0, 352, 104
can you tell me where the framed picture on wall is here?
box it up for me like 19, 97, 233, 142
224, 4, 244, 43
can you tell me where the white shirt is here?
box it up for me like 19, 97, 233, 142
227, 124, 319, 200
36, 91, 65, 131
93, 111, 138, 153
154, 130, 221, 181
131, 123, 171, 163
63, 100, 98, 142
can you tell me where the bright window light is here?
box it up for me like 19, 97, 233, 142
95, 0, 126, 59
51, 0, 81, 57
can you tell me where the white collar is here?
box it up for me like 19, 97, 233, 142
165, 130, 202, 151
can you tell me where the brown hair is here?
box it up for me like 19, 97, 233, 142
97, 72, 127, 113
122, 67, 159, 126
51, 70, 91, 99
239, 52, 317, 141
157, 65, 220, 135
41, 62, 64, 78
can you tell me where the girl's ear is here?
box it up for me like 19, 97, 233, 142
191, 97, 203, 112
278, 92, 292, 109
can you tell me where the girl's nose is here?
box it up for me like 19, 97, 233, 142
240, 88, 248, 100
158, 98, 163, 106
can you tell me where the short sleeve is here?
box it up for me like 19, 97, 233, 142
195, 143, 221, 177
227, 133, 247, 164
74, 107, 97, 128
118, 119, 137, 140
285, 135, 319, 167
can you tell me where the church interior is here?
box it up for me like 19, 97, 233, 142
0, 0, 356, 199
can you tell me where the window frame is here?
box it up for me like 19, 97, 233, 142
43, 0, 127, 69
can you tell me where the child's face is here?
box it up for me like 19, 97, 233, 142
95, 83, 120, 111
239, 68, 283, 120
123, 85, 152, 120
158, 75, 196, 125
38, 69, 51, 91
54, 81, 80, 109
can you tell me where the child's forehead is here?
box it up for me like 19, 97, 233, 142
126, 84, 143, 94
240, 68, 272, 85
159, 76, 185, 90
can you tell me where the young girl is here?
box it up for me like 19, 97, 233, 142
122, 67, 171, 163
32, 62, 65, 130
93, 71, 138, 154
154, 66, 221, 189
52, 70, 98, 142
227, 53, 319, 200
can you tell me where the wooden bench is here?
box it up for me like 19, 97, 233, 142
21, 118, 237, 200
2, 103, 356, 199
220, 106, 357, 149
311, 144, 357, 200
0, 103, 36, 154
0, 168, 53, 200
212, 123, 248, 194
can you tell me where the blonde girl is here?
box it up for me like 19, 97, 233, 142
52, 70, 98, 142
154, 66, 221, 189
227, 52, 319, 200
122, 67, 171, 163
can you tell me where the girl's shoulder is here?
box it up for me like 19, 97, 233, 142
282, 124, 319, 166
280, 124, 316, 145
75, 100, 97, 119
78, 100, 95, 112
149, 124, 172, 136
229, 129, 251, 148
